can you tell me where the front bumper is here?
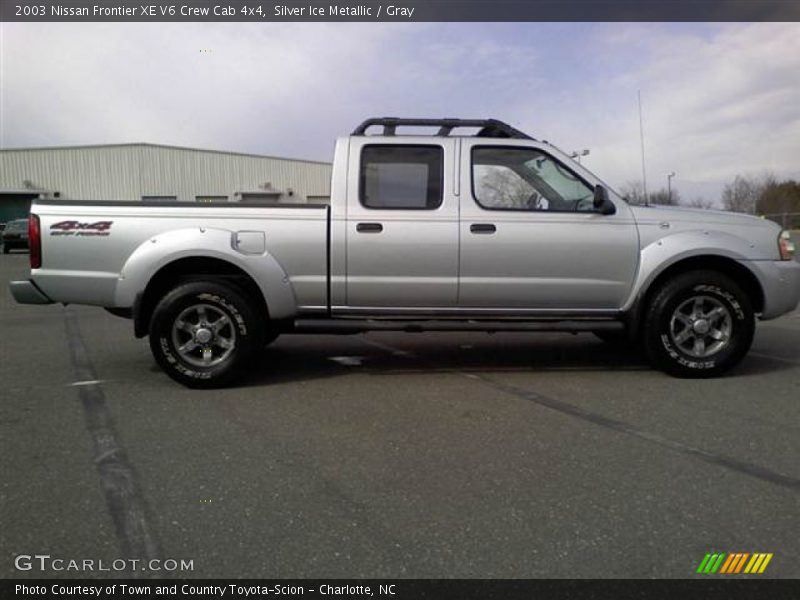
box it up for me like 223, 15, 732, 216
750, 260, 800, 320
9, 280, 53, 305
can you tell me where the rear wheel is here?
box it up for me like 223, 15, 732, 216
643, 270, 754, 378
149, 280, 264, 388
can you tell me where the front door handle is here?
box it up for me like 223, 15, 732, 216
470, 223, 496, 234
356, 222, 383, 233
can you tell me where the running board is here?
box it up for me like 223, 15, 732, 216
292, 318, 624, 334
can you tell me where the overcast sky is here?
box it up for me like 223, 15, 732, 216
1, 22, 798, 203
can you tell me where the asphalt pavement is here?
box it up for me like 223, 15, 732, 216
1, 252, 798, 579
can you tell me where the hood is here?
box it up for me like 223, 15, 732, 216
629, 204, 783, 260
629, 204, 781, 230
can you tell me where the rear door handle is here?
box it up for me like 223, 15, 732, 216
356, 222, 383, 233
470, 223, 496, 234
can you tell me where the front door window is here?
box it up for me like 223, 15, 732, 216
472, 147, 595, 212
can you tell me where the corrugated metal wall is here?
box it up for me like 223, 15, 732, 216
0, 144, 332, 203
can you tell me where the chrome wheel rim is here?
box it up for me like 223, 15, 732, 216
171, 303, 236, 367
669, 295, 732, 358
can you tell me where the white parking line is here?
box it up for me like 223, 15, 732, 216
749, 352, 800, 366
328, 356, 366, 366
63, 307, 161, 573
362, 338, 416, 358
67, 379, 105, 387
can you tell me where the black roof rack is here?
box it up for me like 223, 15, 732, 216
352, 118, 534, 140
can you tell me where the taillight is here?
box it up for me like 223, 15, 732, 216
29, 213, 42, 269
778, 230, 795, 261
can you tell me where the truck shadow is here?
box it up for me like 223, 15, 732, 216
239, 331, 796, 388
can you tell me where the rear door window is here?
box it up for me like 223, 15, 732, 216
360, 145, 443, 210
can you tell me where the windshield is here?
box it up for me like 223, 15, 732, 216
540, 141, 628, 204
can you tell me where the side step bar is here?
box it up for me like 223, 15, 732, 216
292, 319, 624, 334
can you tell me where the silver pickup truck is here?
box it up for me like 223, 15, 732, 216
11, 118, 800, 387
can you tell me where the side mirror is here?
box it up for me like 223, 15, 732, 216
593, 185, 616, 215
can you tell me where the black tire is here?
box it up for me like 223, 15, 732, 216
643, 270, 754, 378
149, 280, 264, 388
2, 245, 9, 254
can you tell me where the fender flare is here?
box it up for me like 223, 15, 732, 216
623, 230, 765, 330
115, 227, 298, 320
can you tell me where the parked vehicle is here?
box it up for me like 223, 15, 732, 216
10, 118, 800, 387
2, 219, 29, 253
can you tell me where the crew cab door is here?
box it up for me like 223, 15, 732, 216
458, 141, 638, 310
344, 137, 459, 308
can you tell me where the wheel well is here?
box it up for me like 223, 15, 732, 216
134, 257, 268, 338
632, 255, 765, 334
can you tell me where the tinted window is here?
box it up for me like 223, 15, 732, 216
473, 147, 595, 211
360, 145, 443, 209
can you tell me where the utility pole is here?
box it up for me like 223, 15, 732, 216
638, 90, 648, 205
667, 172, 673, 204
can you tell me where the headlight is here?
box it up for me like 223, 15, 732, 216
779, 230, 796, 261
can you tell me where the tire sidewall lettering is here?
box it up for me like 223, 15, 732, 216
659, 333, 716, 370
159, 336, 212, 379
156, 291, 247, 380
197, 292, 248, 335
692, 284, 745, 320
656, 281, 744, 371
149, 280, 263, 387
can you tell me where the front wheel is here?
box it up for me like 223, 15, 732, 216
149, 280, 264, 388
643, 270, 755, 378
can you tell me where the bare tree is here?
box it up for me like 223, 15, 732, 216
649, 187, 680, 206
755, 173, 800, 216
684, 197, 716, 209
478, 168, 534, 209
620, 181, 679, 205
761, 171, 778, 190
722, 175, 760, 214
620, 180, 647, 205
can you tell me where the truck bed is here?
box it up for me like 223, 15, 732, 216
30, 199, 330, 317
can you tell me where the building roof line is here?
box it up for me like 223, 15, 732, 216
0, 142, 332, 166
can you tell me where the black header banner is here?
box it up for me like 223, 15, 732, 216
2, 0, 800, 22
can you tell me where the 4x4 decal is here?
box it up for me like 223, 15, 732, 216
50, 220, 113, 237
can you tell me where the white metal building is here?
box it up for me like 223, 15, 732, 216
0, 143, 332, 222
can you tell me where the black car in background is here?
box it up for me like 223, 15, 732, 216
2, 219, 29, 253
